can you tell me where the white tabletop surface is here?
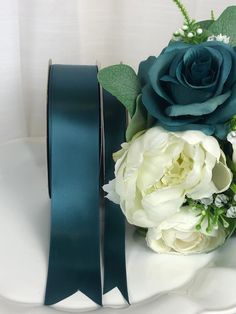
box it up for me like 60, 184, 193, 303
0, 138, 236, 314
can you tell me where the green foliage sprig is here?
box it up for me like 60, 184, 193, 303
230, 116, 236, 131
187, 193, 236, 237
172, 0, 209, 44
172, 0, 191, 26
172, 1, 236, 46
211, 10, 215, 21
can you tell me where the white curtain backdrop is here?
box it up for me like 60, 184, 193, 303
1, 0, 235, 143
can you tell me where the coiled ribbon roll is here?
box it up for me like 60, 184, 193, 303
46, 63, 129, 306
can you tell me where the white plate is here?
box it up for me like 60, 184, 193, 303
0, 138, 236, 314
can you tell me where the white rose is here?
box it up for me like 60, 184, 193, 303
104, 127, 232, 228
146, 207, 226, 254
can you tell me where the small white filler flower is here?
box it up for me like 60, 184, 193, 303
207, 34, 230, 44
226, 206, 236, 218
214, 194, 229, 208
182, 24, 189, 31
200, 196, 213, 206
196, 28, 203, 35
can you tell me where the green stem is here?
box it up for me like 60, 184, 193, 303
220, 216, 229, 228
211, 10, 215, 21
196, 214, 205, 231
230, 183, 236, 194
172, 0, 192, 25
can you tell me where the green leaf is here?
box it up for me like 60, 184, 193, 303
135, 227, 148, 238
197, 19, 214, 30
208, 6, 236, 46
225, 217, 236, 238
230, 115, 236, 131
226, 156, 236, 174
230, 183, 236, 194
98, 64, 141, 116
126, 95, 147, 141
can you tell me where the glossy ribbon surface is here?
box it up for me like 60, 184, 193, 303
46, 64, 129, 306
103, 90, 129, 303
46, 65, 102, 305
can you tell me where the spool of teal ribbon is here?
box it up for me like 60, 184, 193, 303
46, 64, 102, 305
46, 63, 129, 306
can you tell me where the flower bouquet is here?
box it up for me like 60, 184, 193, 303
98, 1, 236, 255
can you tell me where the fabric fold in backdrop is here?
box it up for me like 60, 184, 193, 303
45, 63, 129, 306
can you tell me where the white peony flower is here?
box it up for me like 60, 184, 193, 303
146, 207, 226, 254
104, 127, 232, 228
207, 34, 230, 44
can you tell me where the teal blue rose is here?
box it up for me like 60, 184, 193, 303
139, 41, 236, 138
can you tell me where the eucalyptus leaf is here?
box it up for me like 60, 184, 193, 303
98, 64, 141, 117
126, 95, 147, 141
208, 6, 236, 46
197, 19, 214, 30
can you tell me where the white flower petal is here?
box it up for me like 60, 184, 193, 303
129, 209, 157, 228
136, 155, 166, 192
141, 188, 185, 224
187, 166, 216, 199
146, 207, 226, 254
103, 180, 120, 204
181, 144, 205, 189
212, 160, 232, 193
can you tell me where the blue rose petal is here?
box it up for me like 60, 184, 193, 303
157, 122, 216, 136
166, 90, 231, 117
207, 83, 236, 124
169, 52, 186, 78
166, 74, 214, 105
214, 48, 232, 96
148, 50, 182, 105
139, 41, 236, 139
138, 56, 156, 87
214, 124, 230, 139
142, 85, 198, 126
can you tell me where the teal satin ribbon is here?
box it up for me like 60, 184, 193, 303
46, 64, 102, 305
103, 90, 129, 303
46, 64, 129, 306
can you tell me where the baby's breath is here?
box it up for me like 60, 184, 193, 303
187, 192, 236, 236
172, 0, 213, 44
172, 0, 191, 26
